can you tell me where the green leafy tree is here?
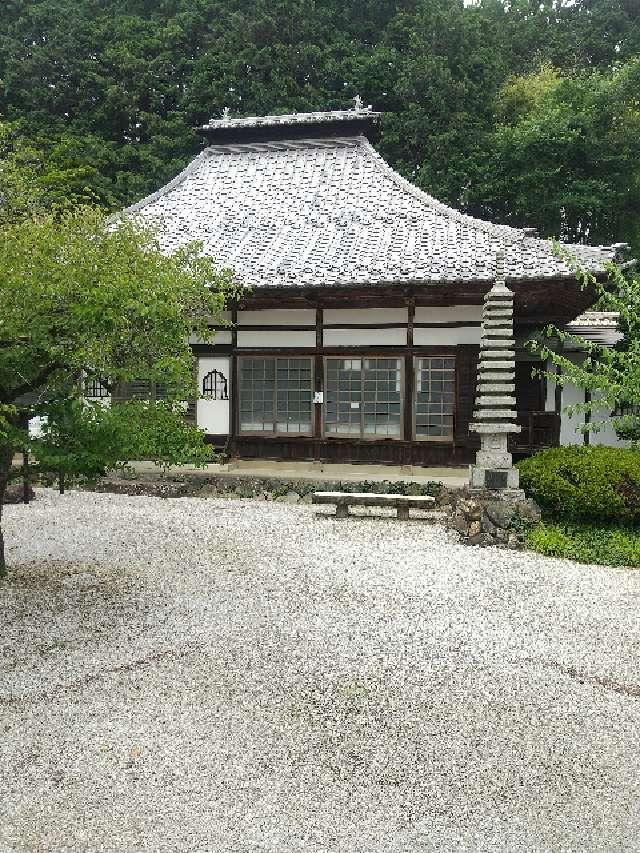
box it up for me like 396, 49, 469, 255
0, 200, 234, 577
2, 0, 639, 258
530, 254, 640, 443
468, 60, 640, 253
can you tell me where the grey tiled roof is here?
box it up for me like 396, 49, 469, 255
125, 134, 619, 289
567, 311, 619, 328
565, 311, 622, 346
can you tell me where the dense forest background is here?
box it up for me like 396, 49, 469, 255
1, 0, 639, 251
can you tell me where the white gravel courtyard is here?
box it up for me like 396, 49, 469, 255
2, 489, 640, 853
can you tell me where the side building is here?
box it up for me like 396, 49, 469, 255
109, 105, 631, 466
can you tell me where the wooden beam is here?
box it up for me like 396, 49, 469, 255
403, 293, 415, 464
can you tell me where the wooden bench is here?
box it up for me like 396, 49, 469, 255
312, 491, 435, 520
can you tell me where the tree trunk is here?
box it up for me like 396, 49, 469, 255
0, 443, 14, 579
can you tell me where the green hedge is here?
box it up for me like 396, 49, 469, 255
518, 446, 640, 524
525, 522, 640, 568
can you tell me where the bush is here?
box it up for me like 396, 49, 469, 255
518, 445, 640, 524
525, 522, 640, 568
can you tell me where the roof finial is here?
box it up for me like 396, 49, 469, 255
352, 94, 364, 111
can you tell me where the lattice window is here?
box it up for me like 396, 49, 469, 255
239, 357, 313, 435
415, 356, 456, 441
202, 369, 228, 400
324, 357, 403, 439
112, 380, 171, 402
84, 378, 109, 399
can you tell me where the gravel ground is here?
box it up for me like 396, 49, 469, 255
2, 489, 640, 853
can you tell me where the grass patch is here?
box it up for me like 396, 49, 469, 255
525, 520, 640, 568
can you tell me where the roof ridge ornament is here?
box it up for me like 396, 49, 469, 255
352, 94, 373, 113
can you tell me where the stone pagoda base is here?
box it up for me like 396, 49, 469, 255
469, 430, 520, 491
469, 463, 520, 491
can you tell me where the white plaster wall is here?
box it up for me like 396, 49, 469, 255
238, 309, 315, 326
189, 331, 233, 346
413, 326, 480, 345
323, 307, 408, 325
28, 417, 47, 438
197, 357, 231, 435
323, 327, 407, 346
590, 392, 630, 447
414, 305, 481, 323
237, 330, 316, 348
558, 354, 629, 447
559, 382, 586, 446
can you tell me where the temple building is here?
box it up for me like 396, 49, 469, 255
115, 103, 631, 466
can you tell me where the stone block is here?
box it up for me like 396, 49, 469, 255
475, 450, 512, 468
470, 465, 520, 489
483, 325, 513, 335
484, 299, 512, 308
473, 408, 518, 419
479, 350, 515, 360
476, 383, 516, 393
475, 396, 517, 407
481, 335, 515, 344
477, 372, 515, 382
469, 422, 521, 434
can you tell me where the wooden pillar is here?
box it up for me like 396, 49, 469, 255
22, 450, 30, 504
314, 307, 323, 461
554, 362, 562, 413
229, 306, 238, 453
403, 293, 415, 466
584, 389, 591, 445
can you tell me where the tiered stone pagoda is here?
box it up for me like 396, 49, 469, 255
469, 253, 522, 490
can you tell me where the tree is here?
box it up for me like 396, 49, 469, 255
0, 202, 235, 576
467, 60, 640, 254
531, 254, 640, 443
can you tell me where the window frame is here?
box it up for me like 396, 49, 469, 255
84, 377, 110, 399
237, 355, 314, 438
412, 354, 457, 443
322, 355, 405, 441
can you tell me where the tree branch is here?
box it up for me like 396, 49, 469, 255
1, 363, 60, 404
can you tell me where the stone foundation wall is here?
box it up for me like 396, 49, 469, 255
442, 487, 541, 548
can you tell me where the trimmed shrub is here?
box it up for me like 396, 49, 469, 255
518, 445, 640, 524
525, 522, 640, 568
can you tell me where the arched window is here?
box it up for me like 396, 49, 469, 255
202, 369, 228, 400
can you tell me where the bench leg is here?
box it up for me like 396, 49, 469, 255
335, 504, 349, 518
397, 505, 410, 521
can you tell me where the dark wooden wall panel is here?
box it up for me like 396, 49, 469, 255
454, 345, 480, 450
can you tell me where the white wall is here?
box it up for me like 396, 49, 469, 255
238, 308, 315, 326
189, 331, 233, 345
324, 327, 407, 346
237, 329, 316, 348
323, 307, 408, 324
322, 307, 407, 346
414, 304, 480, 346
413, 326, 480, 345
558, 354, 629, 447
197, 357, 231, 435
414, 305, 481, 323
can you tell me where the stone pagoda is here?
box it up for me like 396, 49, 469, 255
469, 252, 522, 491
